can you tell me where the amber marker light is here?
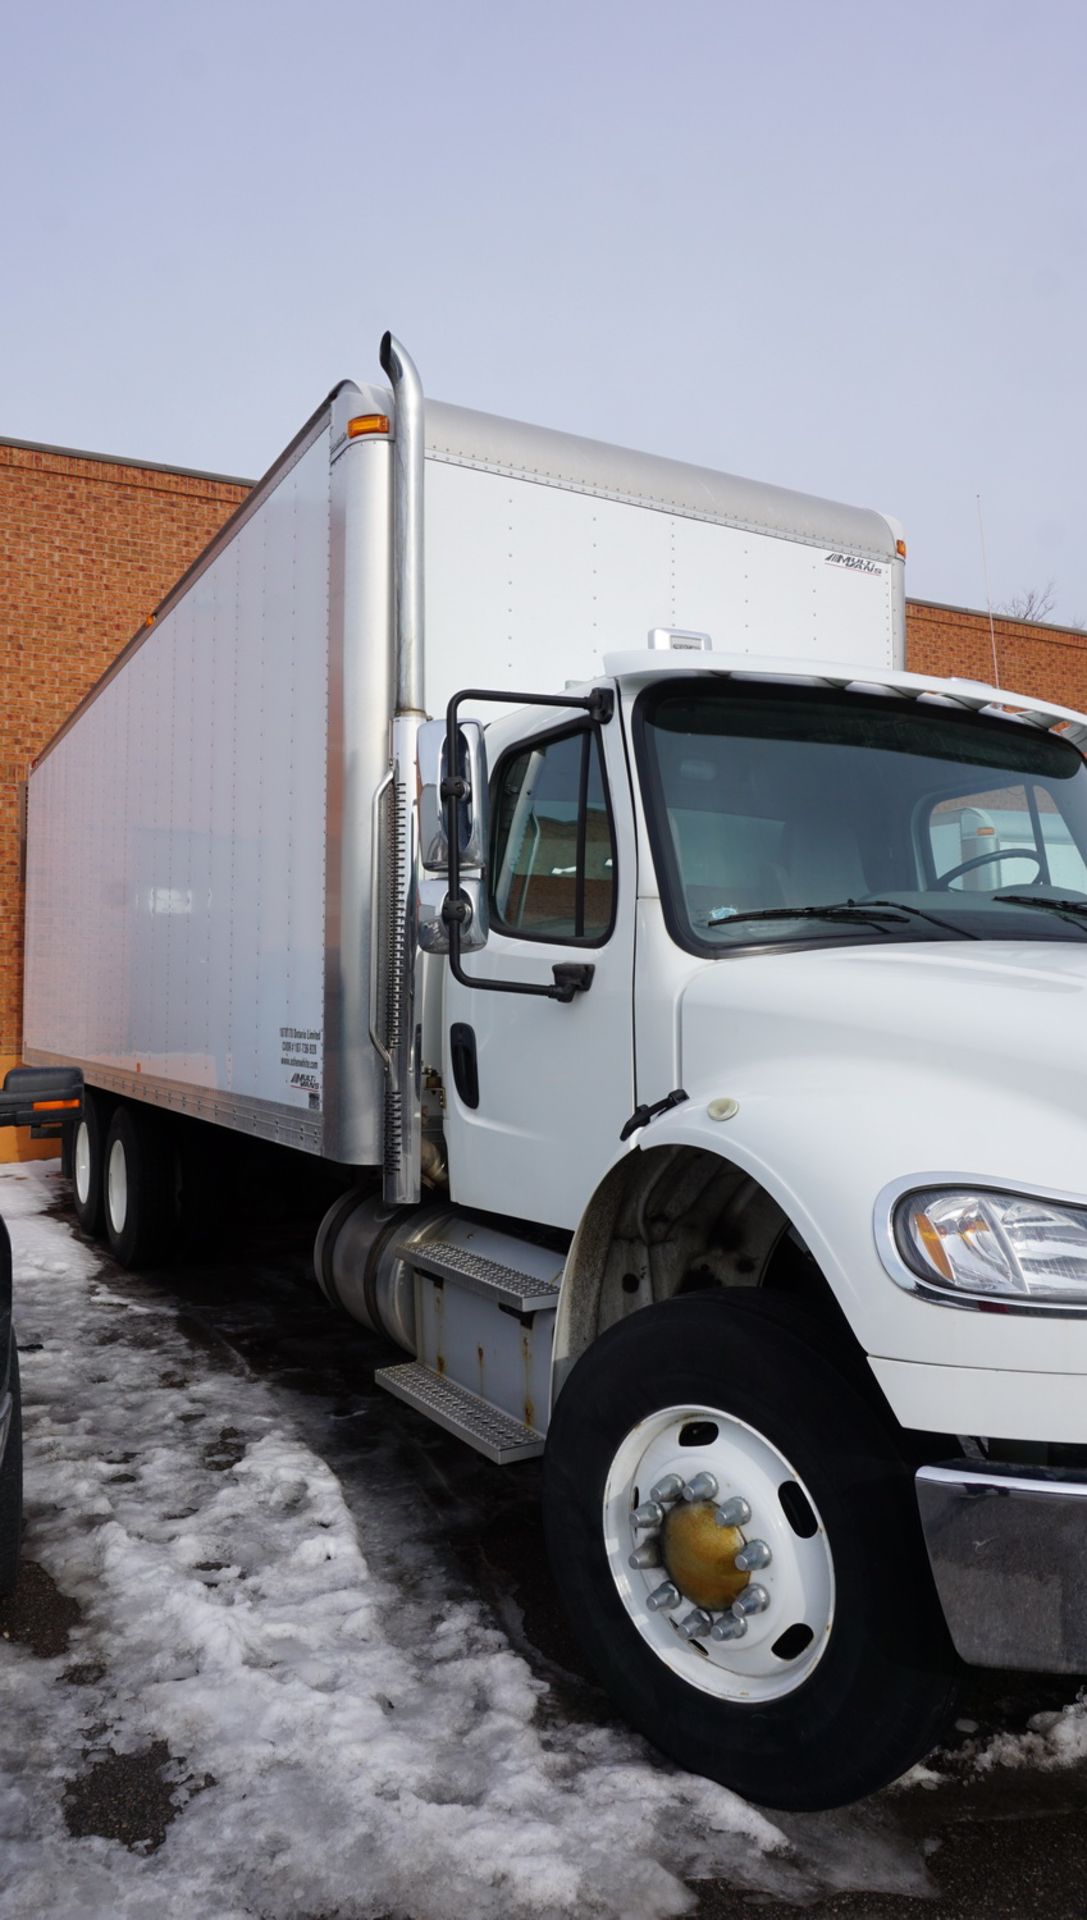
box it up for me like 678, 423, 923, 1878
895, 538, 907, 558
347, 413, 391, 438
909, 1207, 954, 1281
31, 1099, 81, 1112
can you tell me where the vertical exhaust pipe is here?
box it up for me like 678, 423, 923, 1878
380, 332, 426, 719
378, 332, 425, 1204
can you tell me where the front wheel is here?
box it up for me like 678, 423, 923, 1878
543, 1292, 958, 1811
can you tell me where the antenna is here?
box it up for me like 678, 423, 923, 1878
976, 493, 1000, 686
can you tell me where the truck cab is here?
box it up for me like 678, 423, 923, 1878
354, 643, 1087, 1810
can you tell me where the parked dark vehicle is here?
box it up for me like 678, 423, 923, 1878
0, 1066, 82, 1593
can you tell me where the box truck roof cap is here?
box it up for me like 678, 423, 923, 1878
351, 384, 903, 561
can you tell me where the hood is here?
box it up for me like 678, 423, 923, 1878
679, 938, 1087, 1174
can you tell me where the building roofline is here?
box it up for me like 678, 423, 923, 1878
0, 433, 253, 490
907, 593, 1086, 639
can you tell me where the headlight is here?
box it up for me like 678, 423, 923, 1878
896, 1188, 1087, 1303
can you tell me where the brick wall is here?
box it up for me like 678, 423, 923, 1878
906, 599, 1087, 711
0, 440, 249, 1157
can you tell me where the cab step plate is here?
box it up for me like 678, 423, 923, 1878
392, 1236, 562, 1311
374, 1361, 545, 1463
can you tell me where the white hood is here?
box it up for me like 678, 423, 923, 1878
679, 938, 1087, 1183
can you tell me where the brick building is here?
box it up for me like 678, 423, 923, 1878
2, 434, 1086, 1159
907, 599, 1087, 713
0, 439, 249, 1158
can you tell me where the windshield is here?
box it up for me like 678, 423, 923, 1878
635, 680, 1087, 953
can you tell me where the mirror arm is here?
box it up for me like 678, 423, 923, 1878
444, 685, 613, 1002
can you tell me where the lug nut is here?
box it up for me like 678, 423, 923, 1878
714, 1496, 752, 1529
628, 1542, 662, 1570
677, 1608, 714, 1641
631, 1501, 664, 1530
682, 1472, 719, 1503
731, 1583, 771, 1619
734, 1539, 772, 1573
649, 1474, 685, 1504
646, 1581, 681, 1612
710, 1611, 748, 1643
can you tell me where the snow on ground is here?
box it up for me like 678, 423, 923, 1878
958, 1697, 1087, 1775
0, 1165, 939, 1920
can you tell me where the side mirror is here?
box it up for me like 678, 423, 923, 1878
418, 718, 489, 873
416, 717, 490, 952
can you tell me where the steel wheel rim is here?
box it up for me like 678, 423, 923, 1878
74, 1121, 92, 1206
106, 1137, 128, 1234
602, 1403, 835, 1702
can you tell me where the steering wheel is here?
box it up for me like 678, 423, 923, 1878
934, 847, 1044, 889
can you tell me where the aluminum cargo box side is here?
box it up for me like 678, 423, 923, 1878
23, 384, 394, 1168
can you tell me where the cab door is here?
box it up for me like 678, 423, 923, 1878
442, 702, 637, 1230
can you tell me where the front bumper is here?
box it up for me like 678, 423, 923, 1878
917, 1461, 1087, 1673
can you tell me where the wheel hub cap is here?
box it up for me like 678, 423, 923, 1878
660, 1504, 749, 1612
107, 1138, 128, 1233
603, 1403, 835, 1704
74, 1123, 91, 1205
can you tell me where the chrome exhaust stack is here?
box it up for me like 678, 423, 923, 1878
377, 332, 426, 1205
380, 331, 426, 719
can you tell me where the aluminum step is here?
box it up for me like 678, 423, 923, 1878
391, 1233, 563, 1312
375, 1361, 545, 1463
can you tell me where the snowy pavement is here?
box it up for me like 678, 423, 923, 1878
1, 1163, 1086, 1920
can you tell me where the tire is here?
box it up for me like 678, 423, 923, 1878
103, 1105, 175, 1269
0, 1345, 23, 1597
543, 1291, 958, 1811
71, 1089, 109, 1238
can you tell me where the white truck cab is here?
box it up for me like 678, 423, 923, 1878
25, 337, 1087, 1811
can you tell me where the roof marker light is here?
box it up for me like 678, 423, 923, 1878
648, 628, 712, 652
347, 413, 391, 438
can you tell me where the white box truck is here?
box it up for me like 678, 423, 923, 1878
23, 336, 1087, 1810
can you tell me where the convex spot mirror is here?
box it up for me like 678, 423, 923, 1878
418, 876, 489, 954
418, 718, 489, 874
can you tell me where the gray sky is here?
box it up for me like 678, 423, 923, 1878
4, 0, 1086, 623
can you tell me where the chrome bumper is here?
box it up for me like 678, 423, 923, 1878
917, 1461, 1087, 1673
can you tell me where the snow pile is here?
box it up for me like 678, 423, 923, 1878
0, 1166, 930, 1919
964, 1694, 1087, 1775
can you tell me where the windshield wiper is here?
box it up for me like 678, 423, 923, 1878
703, 901, 910, 930
865, 898, 980, 939
994, 893, 1087, 928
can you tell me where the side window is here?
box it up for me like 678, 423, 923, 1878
491, 728, 616, 942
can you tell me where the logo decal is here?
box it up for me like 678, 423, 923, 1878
825, 552, 883, 577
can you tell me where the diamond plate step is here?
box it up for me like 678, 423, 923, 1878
375, 1361, 545, 1463
392, 1235, 562, 1311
